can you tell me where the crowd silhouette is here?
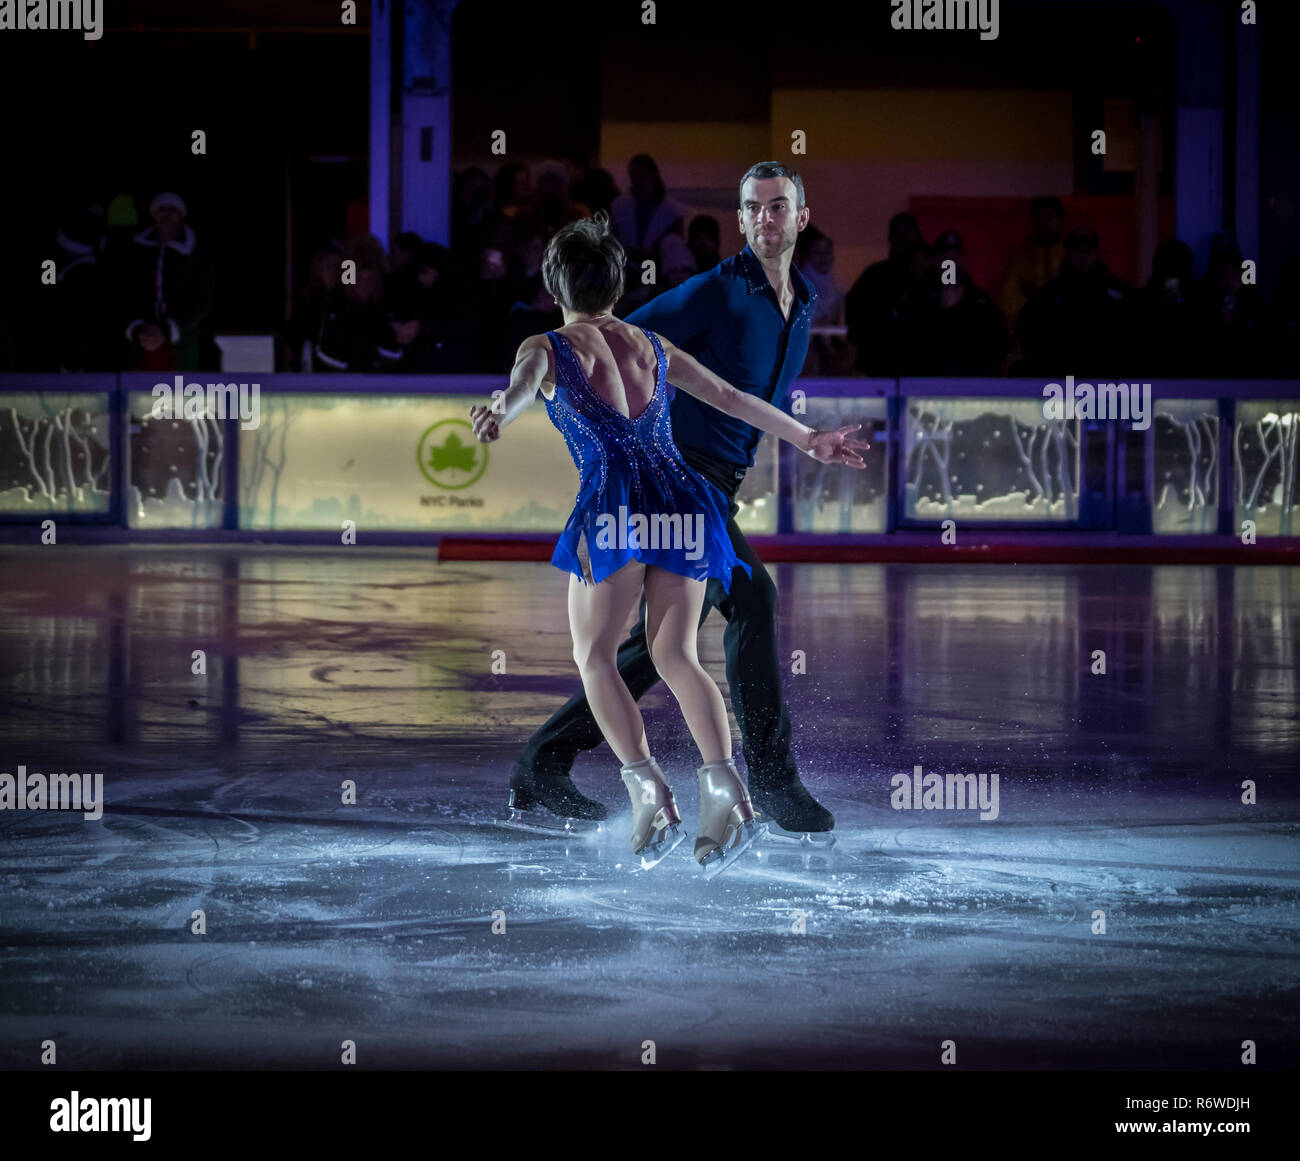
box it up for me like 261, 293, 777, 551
20, 159, 1300, 379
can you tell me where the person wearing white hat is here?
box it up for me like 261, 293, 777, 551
116, 191, 213, 371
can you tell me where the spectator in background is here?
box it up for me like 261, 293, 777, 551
50, 199, 112, 371
462, 242, 513, 371
656, 234, 698, 292
506, 231, 548, 306
1130, 238, 1198, 376
289, 242, 345, 370
314, 243, 401, 373
451, 166, 500, 282
517, 159, 590, 244
386, 242, 463, 372
611, 153, 685, 277
895, 231, 1007, 376
845, 212, 924, 375
560, 147, 619, 217
1192, 233, 1263, 376
610, 155, 685, 315
389, 231, 424, 276
494, 163, 532, 224
999, 195, 1067, 331
688, 214, 721, 273
797, 225, 845, 325
114, 192, 215, 372
345, 233, 389, 276
1016, 227, 1132, 374
503, 267, 563, 358
796, 224, 855, 376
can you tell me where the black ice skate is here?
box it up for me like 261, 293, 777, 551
750, 777, 836, 848
503, 763, 607, 836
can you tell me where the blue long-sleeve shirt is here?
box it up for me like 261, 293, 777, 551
625, 243, 818, 468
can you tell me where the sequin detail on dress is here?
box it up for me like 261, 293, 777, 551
542, 327, 753, 591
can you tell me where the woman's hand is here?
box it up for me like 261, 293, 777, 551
806, 424, 870, 467
469, 404, 502, 443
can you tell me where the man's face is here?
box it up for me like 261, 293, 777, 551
738, 177, 809, 260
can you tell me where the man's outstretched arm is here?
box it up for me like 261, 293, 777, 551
659, 335, 868, 467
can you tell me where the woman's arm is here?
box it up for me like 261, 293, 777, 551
659, 334, 869, 467
469, 334, 551, 442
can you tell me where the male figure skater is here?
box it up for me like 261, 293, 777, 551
509, 161, 843, 839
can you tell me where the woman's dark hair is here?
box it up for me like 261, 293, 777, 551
542, 210, 625, 313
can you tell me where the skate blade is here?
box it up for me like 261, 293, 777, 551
634, 823, 687, 872
500, 807, 604, 837
764, 825, 836, 849
699, 820, 768, 880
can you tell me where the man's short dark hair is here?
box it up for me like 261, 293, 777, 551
739, 162, 805, 210
542, 210, 625, 313
1031, 196, 1065, 217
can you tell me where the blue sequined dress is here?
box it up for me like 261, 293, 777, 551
542, 327, 753, 592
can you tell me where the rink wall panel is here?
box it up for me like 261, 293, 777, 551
0, 373, 1297, 554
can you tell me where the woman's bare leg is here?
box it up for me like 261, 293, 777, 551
568, 561, 651, 766
643, 565, 731, 765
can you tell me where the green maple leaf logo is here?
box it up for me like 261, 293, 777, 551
428, 431, 478, 474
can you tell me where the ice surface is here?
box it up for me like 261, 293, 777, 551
0, 550, 1296, 1069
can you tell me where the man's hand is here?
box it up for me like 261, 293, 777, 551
469, 404, 501, 443
806, 423, 869, 467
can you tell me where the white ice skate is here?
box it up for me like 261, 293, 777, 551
695, 758, 767, 879
620, 757, 686, 871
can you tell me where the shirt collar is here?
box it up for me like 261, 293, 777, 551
737, 243, 818, 321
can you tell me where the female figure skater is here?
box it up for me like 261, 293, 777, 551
470, 212, 866, 875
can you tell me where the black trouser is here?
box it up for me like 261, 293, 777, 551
516, 448, 798, 792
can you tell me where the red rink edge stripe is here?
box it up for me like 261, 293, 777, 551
437, 538, 1300, 565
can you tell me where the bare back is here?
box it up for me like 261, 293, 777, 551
545, 319, 659, 418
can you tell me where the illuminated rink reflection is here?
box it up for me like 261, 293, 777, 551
0, 548, 1295, 1069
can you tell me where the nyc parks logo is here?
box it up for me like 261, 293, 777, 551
417, 419, 488, 490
